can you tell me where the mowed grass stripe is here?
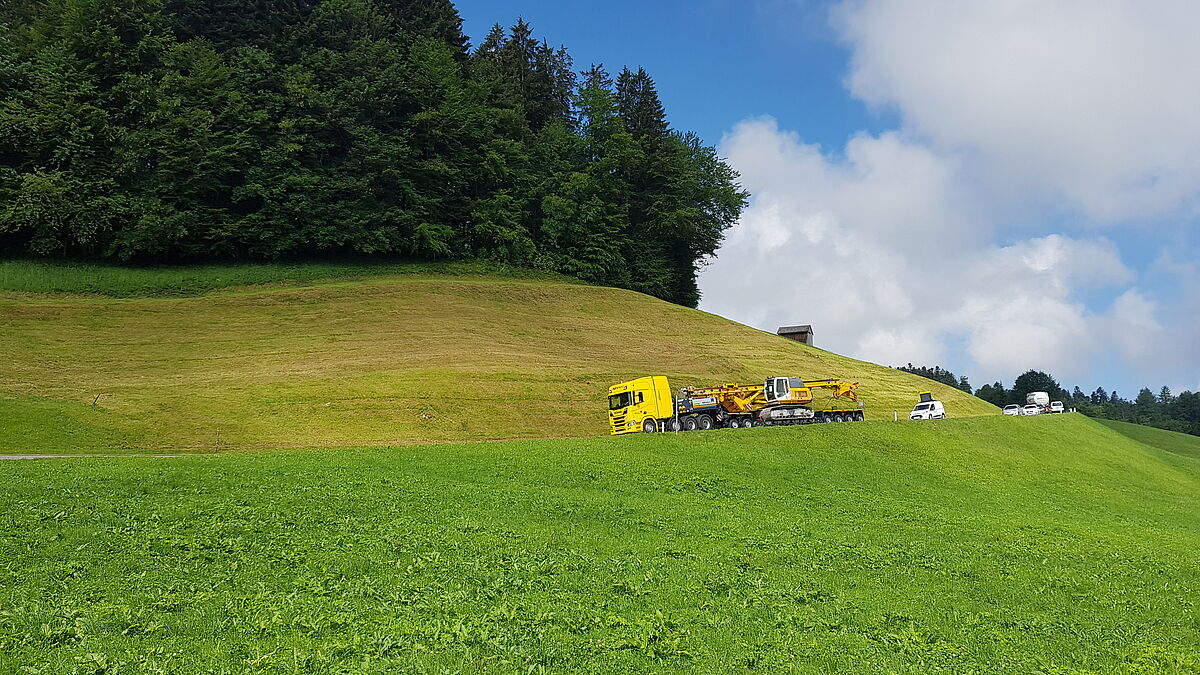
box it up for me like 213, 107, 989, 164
0, 415, 1196, 673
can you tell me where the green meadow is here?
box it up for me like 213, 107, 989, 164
2, 415, 1198, 673
0, 262, 992, 452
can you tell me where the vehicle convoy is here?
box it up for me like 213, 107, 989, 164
1025, 391, 1065, 414
910, 391, 947, 420
608, 375, 864, 435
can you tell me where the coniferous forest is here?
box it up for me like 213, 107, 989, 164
0, 0, 748, 307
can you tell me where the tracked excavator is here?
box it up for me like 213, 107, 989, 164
608, 375, 863, 435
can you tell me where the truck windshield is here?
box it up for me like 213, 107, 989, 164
609, 392, 634, 410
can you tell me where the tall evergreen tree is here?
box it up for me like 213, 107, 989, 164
383, 0, 470, 60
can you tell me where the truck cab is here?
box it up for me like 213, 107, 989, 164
608, 376, 673, 434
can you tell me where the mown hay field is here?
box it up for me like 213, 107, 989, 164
0, 262, 994, 452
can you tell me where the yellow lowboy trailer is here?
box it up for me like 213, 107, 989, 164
608, 375, 863, 435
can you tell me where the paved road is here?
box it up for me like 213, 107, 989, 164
0, 454, 186, 460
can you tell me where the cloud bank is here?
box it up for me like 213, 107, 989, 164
700, 0, 1200, 390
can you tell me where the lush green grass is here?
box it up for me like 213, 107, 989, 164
0, 395, 151, 453
0, 259, 577, 298
0, 264, 995, 452
1, 415, 1196, 673
1099, 419, 1200, 460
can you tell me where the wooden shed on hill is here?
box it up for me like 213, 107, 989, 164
777, 324, 814, 346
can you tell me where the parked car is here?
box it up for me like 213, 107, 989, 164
1003, 404, 1021, 416
1021, 404, 1041, 415
910, 400, 946, 420
1048, 401, 1065, 413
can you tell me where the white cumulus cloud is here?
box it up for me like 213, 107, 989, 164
699, 1, 1200, 391
833, 0, 1200, 221
701, 118, 1141, 384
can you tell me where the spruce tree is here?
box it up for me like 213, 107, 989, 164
383, 0, 470, 60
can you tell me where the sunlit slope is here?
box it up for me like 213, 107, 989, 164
1, 415, 1197, 672
0, 274, 995, 450
1099, 418, 1200, 460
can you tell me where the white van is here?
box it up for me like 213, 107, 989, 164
910, 400, 946, 420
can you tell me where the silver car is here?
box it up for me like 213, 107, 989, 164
1003, 404, 1021, 416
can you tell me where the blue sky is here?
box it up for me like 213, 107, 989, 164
455, 1, 1200, 397
455, 0, 888, 150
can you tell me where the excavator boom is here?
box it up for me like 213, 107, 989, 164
803, 379, 860, 402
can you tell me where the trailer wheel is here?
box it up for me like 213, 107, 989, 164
698, 414, 715, 430
642, 419, 658, 433
683, 416, 699, 432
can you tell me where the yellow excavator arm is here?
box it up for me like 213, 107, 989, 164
681, 377, 860, 413
802, 379, 860, 402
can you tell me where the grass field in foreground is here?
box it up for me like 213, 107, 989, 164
0, 262, 995, 452
1, 415, 1197, 673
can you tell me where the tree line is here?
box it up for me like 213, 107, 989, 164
0, 0, 748, 307
974, 371, 1200, 437
905, 364, 1200, 437
895, 363, 972, 394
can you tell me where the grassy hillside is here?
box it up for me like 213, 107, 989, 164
1, 415, 1196, 673
1100, 418, 1200, 460
0, 263, 994, 451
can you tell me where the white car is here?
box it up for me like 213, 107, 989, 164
1048, 401, 1065, 413
1002, 404, 1021, 416
910, 400, 946, 420
1021, 404, 1041, 415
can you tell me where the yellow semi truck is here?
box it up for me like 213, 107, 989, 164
608, 375, 863, 435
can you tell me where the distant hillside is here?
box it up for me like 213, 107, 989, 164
0, 264, 995, 451
1100, 418, 1200, 460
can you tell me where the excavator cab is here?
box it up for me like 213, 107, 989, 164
765, 376, 794, 402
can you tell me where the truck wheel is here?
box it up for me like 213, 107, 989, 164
667, 418, 682, 432
698, 415, 715, 430
683, 416, 699, 432
642, 419, 657, 433
855, 412, 865, 422
728, 418, 740, 429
